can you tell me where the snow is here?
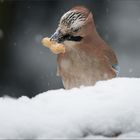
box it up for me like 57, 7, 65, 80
0, 77, 140, 139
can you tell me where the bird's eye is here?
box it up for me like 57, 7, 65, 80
72, 28, 80, 32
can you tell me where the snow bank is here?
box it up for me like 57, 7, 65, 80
0, 77, 140, 139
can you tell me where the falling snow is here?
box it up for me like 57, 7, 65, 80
35, 34, 43, 43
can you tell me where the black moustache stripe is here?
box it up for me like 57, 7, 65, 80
58, 34, 83, 43
67, 35, 83, 41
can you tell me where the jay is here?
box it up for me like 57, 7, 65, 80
50, 6, 119, 89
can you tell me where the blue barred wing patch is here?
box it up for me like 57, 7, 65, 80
112, 64, 120, 77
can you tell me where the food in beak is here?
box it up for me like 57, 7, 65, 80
41, 37, 65, 54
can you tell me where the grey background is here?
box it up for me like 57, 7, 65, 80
0, 0, 140, 97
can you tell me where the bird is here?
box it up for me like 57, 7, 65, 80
50, 6, 119, 89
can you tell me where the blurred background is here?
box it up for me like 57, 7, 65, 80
0, 0, 140, 97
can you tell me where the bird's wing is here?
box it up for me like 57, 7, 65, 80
102, 46, 119, 76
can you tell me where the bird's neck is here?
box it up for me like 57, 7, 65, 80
85, 20, 105, 47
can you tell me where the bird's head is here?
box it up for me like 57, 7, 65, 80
51, 6, 95, 49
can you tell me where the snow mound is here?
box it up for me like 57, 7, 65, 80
0, 77, 140, 139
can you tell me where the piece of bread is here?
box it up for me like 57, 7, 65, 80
41, 37, 65, 54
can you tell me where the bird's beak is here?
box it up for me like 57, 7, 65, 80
50, 30, 64, 43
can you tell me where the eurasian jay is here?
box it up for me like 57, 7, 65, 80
50, 6, 119, 89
